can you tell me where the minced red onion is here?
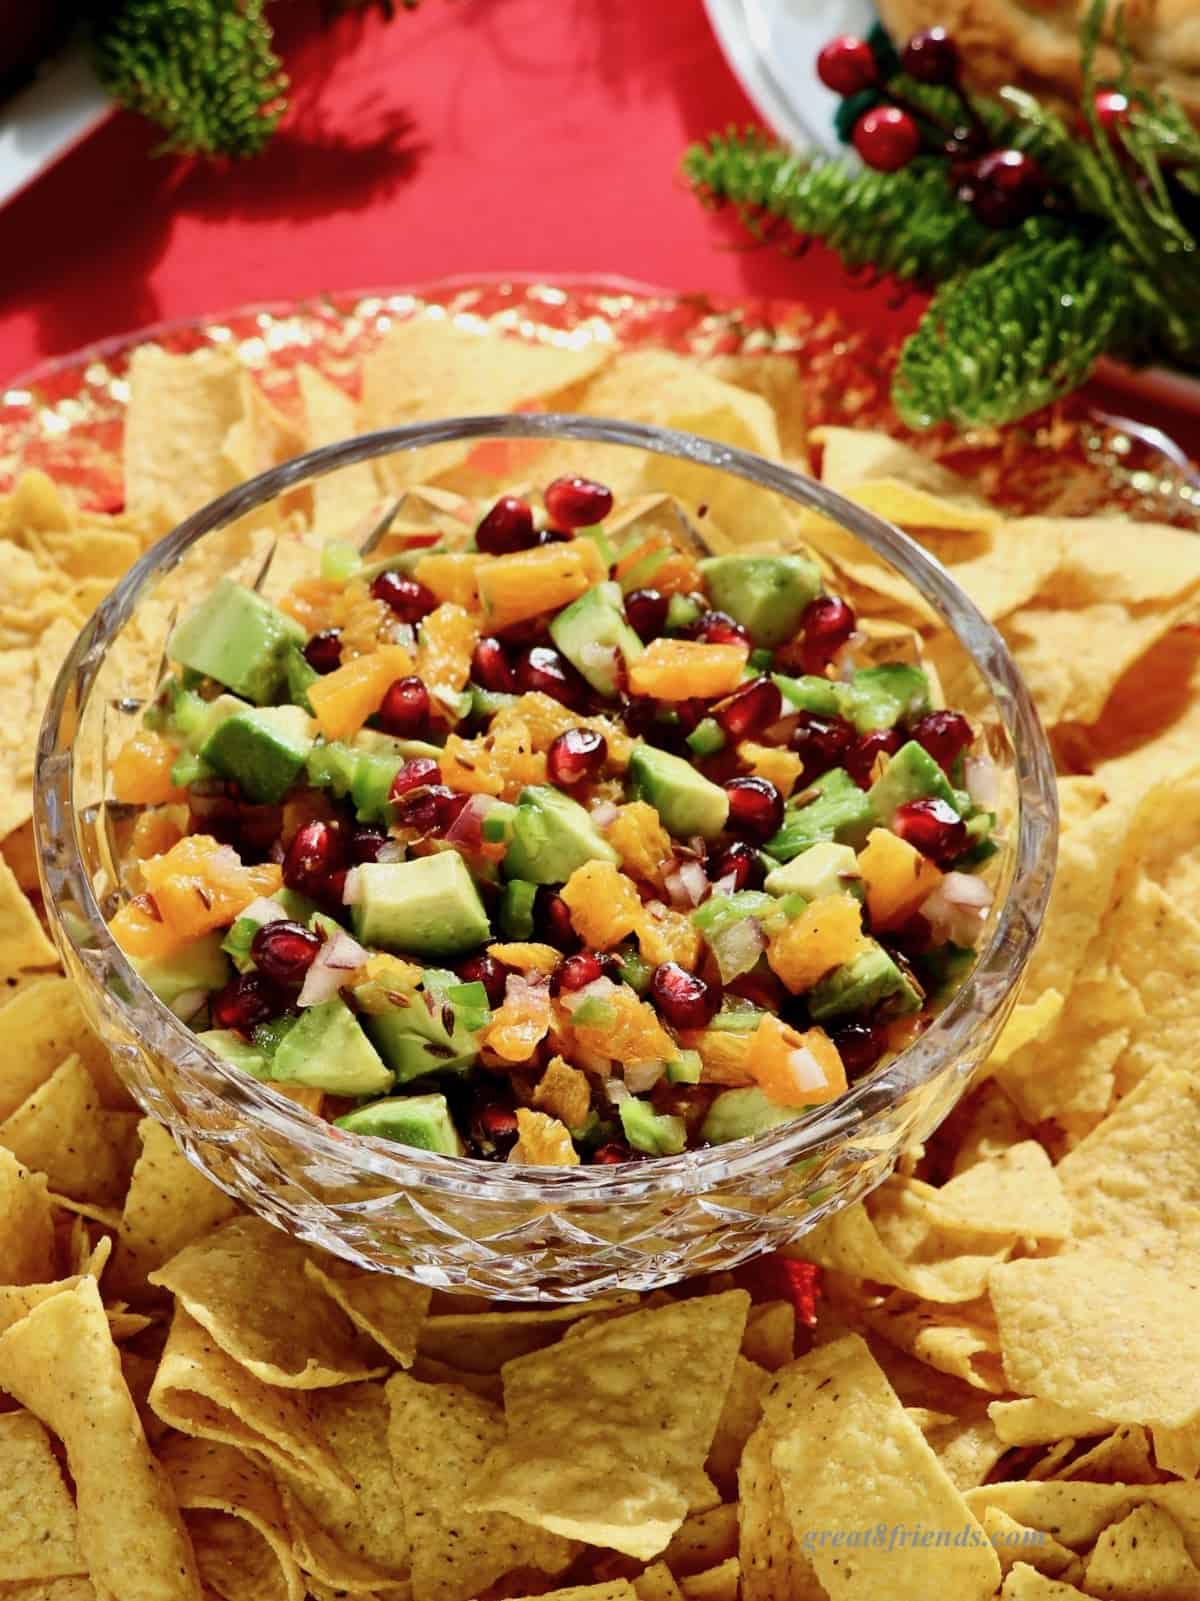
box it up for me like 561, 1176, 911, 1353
604, 1077, 631, 1106
708, 916, 765, 982
241, 896, 287, 926
341, 867, 362, 906
169, 988, 208, 1022
787, 1043, 831, 1094
558, 976, 618, 1014
378, 839, 407, 864
624, 1058, 665, 1094
590, 800, 619, 829
677, 859, 709, 906
965, 755, 1001, 810
921, 872, 993, 947
445, 793, 496, 850
711, 871, 739, 898
298, 930, 369, 1008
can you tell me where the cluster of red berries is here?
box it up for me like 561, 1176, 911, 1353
816, 26, 1130, 228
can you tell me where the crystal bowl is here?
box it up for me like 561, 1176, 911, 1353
35, 415, 1057, 1300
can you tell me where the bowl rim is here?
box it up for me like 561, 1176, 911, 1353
34, 412, 1058, 1203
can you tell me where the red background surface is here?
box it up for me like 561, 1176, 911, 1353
0, 0, 1195, 456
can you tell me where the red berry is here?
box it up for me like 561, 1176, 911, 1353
377, 676, 431, 737
912, 709, 973, 773
370, 570, 437, 623
547, 727, 607, 787
303, 629, 343, 674
556, 952, 605, 993
708, 841, 762, 892
686, 610, 751, 647
476, 495, 537, 555
625, 588, 670, 643
544, 476, 613, 529
901, 26, 959, 85
892, 797, 967, 864
535, 888, 580, 952
348, 826, 389, 863
799, 594, 856, 674
389, 756, 441, 800
963, 149, 1046, 228
393, 785, 465, 835
458, 953, 508, 1008
724, 776, 784, 843
283, 820, 346, 896
816, 34, 878, 95
1094, 88, 1131, 133
791, 712, 857, 780
846, 727, 903, 789
592, 1142, 636, 1165
714, 677, 783, 742
250, 920, 322, 987
650, 963, 719, 1030
854, 106, 921, 172
516, 646, 585, 709
210, 972, 278, 1034
471, 636, 517, 694
831, 1018, 889, 1079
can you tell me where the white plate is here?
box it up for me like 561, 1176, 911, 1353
0, 42, 112, 211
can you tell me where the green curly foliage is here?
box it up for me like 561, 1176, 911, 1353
87, 0, 288, 158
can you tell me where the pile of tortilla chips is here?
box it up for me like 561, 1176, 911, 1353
0, 313, 1199, 1600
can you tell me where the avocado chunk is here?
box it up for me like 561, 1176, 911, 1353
701, 1086, 804, 1144
765, 768, 875, 861
335, 1092, 464, 1155
666, 1049, 702, 1084
867, 740, 961, 825
196, 1029, 271, 1078
352, 853, 491, 960
628, 744, 729, 841
699, 554, 822, 648
270, 997, 394, 1095
200, 704, 315, 805
619, 1099, 686, 1156
838, 664, 931, 734
352, 731, 446, 762
549, 581, 644, 698
764, 841, 863, 901
502, 786, 620, 884
169, 579, 305, 705
807, 938, 923, 1023
130, 931, 230, 1007
283, 645, 319, 713
359, 968, 488, 1083
772, 672, 842, 716
174, 691, 251, 753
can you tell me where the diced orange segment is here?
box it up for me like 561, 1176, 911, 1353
307, 643, 415, 740
416, 603, 478, 702
766, 893, 867, 994
560, 861, 643, 949
475, 544, 603, 631
273, 1084, 325, 1116
278, 577, 341, 633
738, 742, 803, 799
140, 835, 283, 939
109, 899, 189, 961
857, 827, 943, 930
487, 942, 561, 975
607, 801, 673, 890
438, 723, 547, 799
509, 1108, 580, 1166
414, 552, 486, 610
572, 985, 675, 1066
532, 1057, 592, 1131
637, 903, 701, 969
750, 1015, 847, 1107
628, 639, 749, 700
677, 1027, 754, 1087
490, 695, 632, 768
130, 810, 185, 861
652, 551, 703, 595
483, 981, 552, 1063
332, 579, 393, 660
112, 730, 186, 806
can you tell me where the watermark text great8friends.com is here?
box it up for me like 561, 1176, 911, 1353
800, 1522, 1048, 1555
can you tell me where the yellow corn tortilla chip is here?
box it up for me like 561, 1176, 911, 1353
184, 1506, 299, 1601
986, 992, 1065, 1073
768, 1334, 1001, 1600
741, 1301, 795, 1372
414, 1295, 636, 1374
1056, 1425, 1158, 1485
507, 1589, 638, 1601
632, 1563, 684, 1601
274, 1483, 397, 1593
1091, 629, 1200, 802
123, 346, 247, 533
302, 1257, 429, 1370
662, 1505, 738, 1578
149, 1307, 348, 1491
296, 364, 382, 538
111, 1119, 239, 1301
1084, 1502, 1200, 1600
0, 977, 131, 1117
980, 1507, 1078, 1579
1040, 517, 1200, 611
149, 1217, 386, 1388
0, 1056, 138, 1207
967, 1482, 1200, 1556
0, 1582, 98, 1600
0, 1150, 54, 1287
677, 1559, 740, 1601
0, 1278, 201, 1601
0, 856, 56, 984
815, 427, 997, 519
407, 1355, 501, 1404
386, 1372, 577, 1601
1001, 1565, 1089, 1598
925, 1408, 1010, 1491
467, 1292, 749, 1562
702, 353, 808, 465
929, 1142, 1072, 1243
989, 1399, 1115, 1448
946, 1081, 1032, 1177
0, 1412, 85, 1581
855, 1291, 1005, 1394
990, 1255, 1200, 1429
705, 1356, 768, 1493
161, 1435, 302, 1601
737, 1400, 825, 1601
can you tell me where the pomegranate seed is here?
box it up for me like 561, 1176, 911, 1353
348, 826, 389, 863
889, 912, 934, 959
470, 636, 517, 695
715, 677, 783, 741
547, 727, 607, 787
686, 610, 750, 647
516, 646, 585, 709
250, 920, 322, 987
592, 1142, 636, 1165
798, 595, 856, 674
535, 889, 580, 952
458, 953, 508, 1008
544, 475, 614, 528
303, 629, 343, 675
393, 785, 465, 835
790, 712, 857, 779
708, 840, 762, 891
727, 971, 785, 1012
377, 676, 431, 737
893, 798, 968, 865
912, 709, 973, 773
476, 495, 537, 555
389, 756, 441, 800
210, 972, 278, 1034
283, 820, 346, 896
556, 952, 605, 993
370, 570, 437, 623
724, 776, 784, 843
831, 1018, 890, 1079
846, 727, 903, 789
625, 588, 670, 643
470, 1100, 520, 1158
650, 963, 719, 1030
536, 526, 573, 546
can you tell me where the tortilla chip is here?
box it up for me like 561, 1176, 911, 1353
988, 1399, 1114, 1448
184, 1505, 300, 1601
978, 1507, 1078, 1579
1091, 630, 1200, 802
0, 1150, 54, 1287
386, 1372, 577, 1601
0, 1581, 98, 1600
768, 1335, 1000, 1600
408, 1355, 502, 1403
150, 1307, 347, 1491
0, 1056, 138, 1207
302, 1257, 429, 1370
741, 1301, 795, 1372
1001, 1566, 1089, 1598
161, 1435, 302, 1601
507, 1589, 638, 1601
415, 1296, 636, 1374
123, 346, 246, 532
705, 1357, 768, 1493
0, 1278, 201, 1600
0, 977, 131, 1118
856, 1291, 1005, 1393
986, 993, 1065, 1073
737, 1402, 825, 1601
990, 1256, 1200, 1429
662, 1505, 738, 1578
969, 1482, 1200, 1555
0, 856, 56, 984
110, 1119, 239, 1301
149, 1217, 385, 1388
676, 1559, 740, 1601
467, 1292, 749, 1561
947, 1082, 1032, 1176
1084, 1502, 1200, 1599
632, 1563, 684, 1601
930, 1142, 1072, 1243
815, 428, 998, 523
925, 1409, 1010, 1491
1056, 1425, 1158, 1485
296, 365, 382, 537
0, 1412, 85, 1581
702, 353, 808, 464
